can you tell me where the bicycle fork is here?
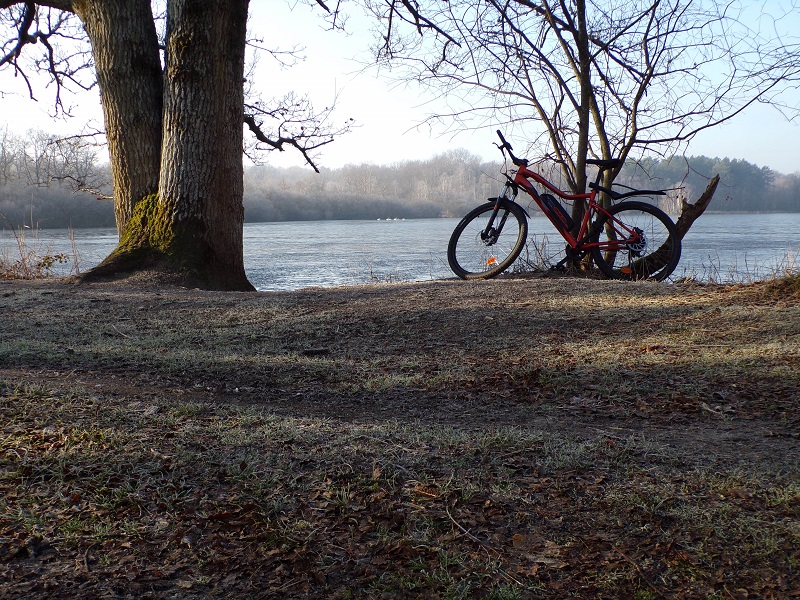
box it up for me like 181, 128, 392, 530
481, 206, 510, 246
481, 185, 518, 246
481, 184, 509, 247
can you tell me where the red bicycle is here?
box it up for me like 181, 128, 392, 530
448, 131, 681, 281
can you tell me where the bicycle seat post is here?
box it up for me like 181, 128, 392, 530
593, 167, 604, 188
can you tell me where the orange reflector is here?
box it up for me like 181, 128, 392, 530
487, 256, 497, 266
620, 267, 633, 275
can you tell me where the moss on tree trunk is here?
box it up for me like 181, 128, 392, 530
83, 191, 254, 291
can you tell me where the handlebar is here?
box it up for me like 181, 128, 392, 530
495, 130, 527, 167
495, 130, 669, 197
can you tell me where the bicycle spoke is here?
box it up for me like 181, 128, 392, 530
448, 201, 528, 279
590, 202, 681, 281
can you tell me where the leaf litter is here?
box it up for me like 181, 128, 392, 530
0, 276, 798, 598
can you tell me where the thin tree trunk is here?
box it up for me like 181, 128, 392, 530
570, 0, 591, 233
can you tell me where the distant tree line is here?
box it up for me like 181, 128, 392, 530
620, 156, 800, 213
0, 128, 115, 229
1, 128, 798, 230
243, 149, 502, 222
243, 151, 800, 221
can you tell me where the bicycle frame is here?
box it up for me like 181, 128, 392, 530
502, 164, 640, 253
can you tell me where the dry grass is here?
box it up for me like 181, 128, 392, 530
0, 227, 79, 280
0, 276, 798, 598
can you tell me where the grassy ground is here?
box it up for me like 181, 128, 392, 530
0, 275, 798, 598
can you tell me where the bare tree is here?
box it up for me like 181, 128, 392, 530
367, 0, 800, 234
0, 126, 14, 184
0, 0, 256, 289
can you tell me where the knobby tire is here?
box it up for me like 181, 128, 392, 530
448, 200, 528, 279
590, 201, 681, 281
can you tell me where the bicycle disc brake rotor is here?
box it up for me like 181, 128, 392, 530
626, 227, 646, 256
480, 228, 499, 246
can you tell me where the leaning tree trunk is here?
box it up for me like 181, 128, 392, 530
673, 175, 719, 239
73, 0, 163, 235
83, 0, 255, 291
633, 175, 720, 276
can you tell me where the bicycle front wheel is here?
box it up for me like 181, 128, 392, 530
590, 201, 681, 281
448, 200, 528, 279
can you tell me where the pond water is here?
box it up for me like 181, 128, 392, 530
2, 213, 799, 290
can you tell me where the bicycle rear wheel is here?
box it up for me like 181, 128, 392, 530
448, 200, 528, 279
590, 201, 681, 281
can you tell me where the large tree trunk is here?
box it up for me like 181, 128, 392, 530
73, 0, 163, 235
154, 0, 252, 291
79, 0, 254, 291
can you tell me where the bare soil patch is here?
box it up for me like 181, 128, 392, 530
1, 276, 798, 598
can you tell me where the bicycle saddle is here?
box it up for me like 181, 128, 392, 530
586, 158, 623, 170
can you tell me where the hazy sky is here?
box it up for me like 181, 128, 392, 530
1, 1, 798, 174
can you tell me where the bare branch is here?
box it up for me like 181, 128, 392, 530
369, 0, 800, 193
0, 2, 34, 67
243, 92, 355, 173
1, 4, 93, 112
